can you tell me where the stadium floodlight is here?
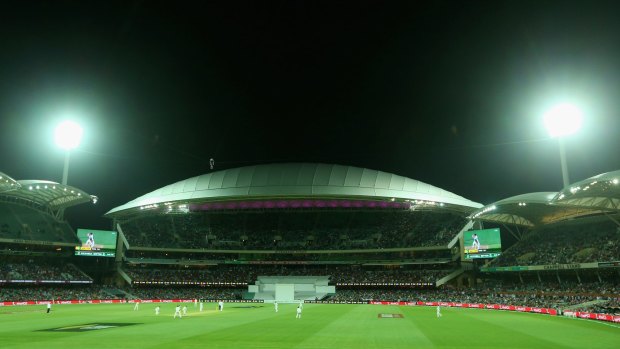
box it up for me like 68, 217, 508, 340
543, 103, 583, 138
54, 120, 83, 185
543, 103, 583, 188
55, 120, 83, 150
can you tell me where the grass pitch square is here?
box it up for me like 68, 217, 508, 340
40, 323, 140, 332
378, 313, 404, 318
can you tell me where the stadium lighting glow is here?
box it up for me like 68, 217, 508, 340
543, 103, 583, 188
543, 103, 583, 138
54, 120, 83, 150
54, 120, 83, 186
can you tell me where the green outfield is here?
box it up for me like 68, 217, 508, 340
0, 303, 618, 349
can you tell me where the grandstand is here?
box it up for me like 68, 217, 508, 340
1, 165, 619, 325
0, 172, 96, 243
0, 171, 100, 300
103, 163, 480, 301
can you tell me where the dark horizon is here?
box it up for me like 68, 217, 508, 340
1, 1, 619, 230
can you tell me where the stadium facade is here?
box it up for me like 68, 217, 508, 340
1, 165, 619, 321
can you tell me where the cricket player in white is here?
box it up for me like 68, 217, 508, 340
174, 305, 182, 318
472, 234, 480, 249
274, 301, 278, 313
218, 301, 224, 312
296, 306, 302, 319
182, 306, 188, 316
134, 300, 140, 311
436, 306, 442, 318
155, 306, 160, 315
199, 302, 204, 312
86, 232, 95, 248
46, 302, 52, 314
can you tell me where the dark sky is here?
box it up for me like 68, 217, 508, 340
1, 0, 619, 230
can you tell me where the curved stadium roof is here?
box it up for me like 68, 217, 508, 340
470, 170, 620, 228
0, 172, 20, 193
470, 192, 580, 227
552, 170, 620, 211
0, 172, 96, 214
106, 163, 483, 218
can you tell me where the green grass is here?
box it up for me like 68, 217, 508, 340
0, 303, 618, 349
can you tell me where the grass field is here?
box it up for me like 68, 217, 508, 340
1, 302, 618, 349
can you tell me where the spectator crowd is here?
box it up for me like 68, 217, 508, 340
491, 220, 620, 266
125, 265, 454, 285
121, 211, 465, 250
0, 261, 91, 282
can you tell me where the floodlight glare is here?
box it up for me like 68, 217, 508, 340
54, 120, 83, 150
543, 103, 583, 138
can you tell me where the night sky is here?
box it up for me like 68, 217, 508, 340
1, 1, 619, 230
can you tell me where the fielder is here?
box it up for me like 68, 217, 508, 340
182, 306, 188, 316
155, 306, 160, 315
437, 305, 442, 318
174, 305, 182, 318
296, 306, 302, 319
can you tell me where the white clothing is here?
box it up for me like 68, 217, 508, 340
174, 306, 182, 318
86, 234, 95, 248
472, 235, 480, 249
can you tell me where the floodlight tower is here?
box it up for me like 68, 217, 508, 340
543, 103, 583, 188
54, 120, 83, 185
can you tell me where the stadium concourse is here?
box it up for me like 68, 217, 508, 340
1, 165, 619, 321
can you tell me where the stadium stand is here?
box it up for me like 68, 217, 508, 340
327, 279, 619, 311
0, 285, 116, 302
119, 211, 466, 250
490, 218, 620, 266
128, 287, 244, 301
0, 202, 77, 243
0, 260, 92, 282
123, 265, 453, 285
2, 165, 619, 321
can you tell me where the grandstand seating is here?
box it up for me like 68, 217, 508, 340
120, 211, 466, 250
123, 248, 453, 263
327, 279, 620, 311
0, 202, 76, 243
490, 219, 620, 266
126, 287, 244, 301
0, 285, 117, 302
0, 261, 92, 282
124, 265, 453, 285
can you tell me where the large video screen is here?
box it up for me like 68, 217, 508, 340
463, 228, 502, 259
75, 229, 117, 257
